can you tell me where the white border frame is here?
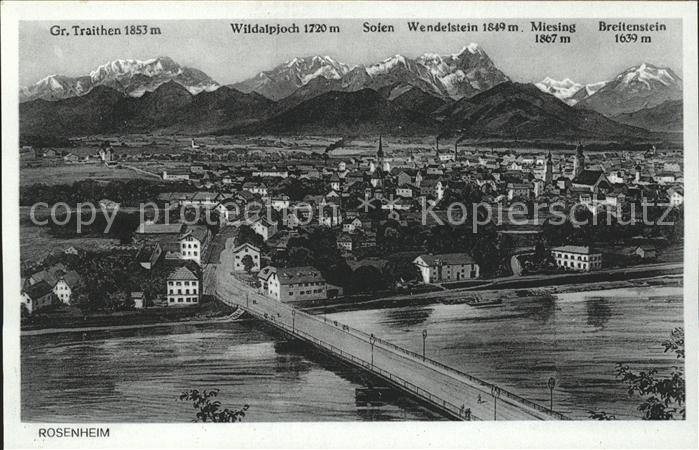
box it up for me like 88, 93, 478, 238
2, 2, 697, 449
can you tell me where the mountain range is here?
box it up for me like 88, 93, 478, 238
19, 46, 683, 139
534, 63, 682, 117
231, 44, 509, 102
20, 57, 219, 103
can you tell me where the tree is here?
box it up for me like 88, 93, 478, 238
241, 255, 255, 274
178, 389, 249, 422
235, 225, 264, 248
589, 327, 685, 420
287, 246, 313, 267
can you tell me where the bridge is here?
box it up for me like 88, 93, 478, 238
211, 239, 568, 421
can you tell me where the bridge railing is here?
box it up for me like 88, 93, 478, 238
286, 300, 567, 420
215, 287, 567, 420
234, 298, 479, 421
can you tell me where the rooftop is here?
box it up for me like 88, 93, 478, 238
275, 266, 325, 285
136, 222, 184, 235
168, 266, 198, 281
23, 280, 54, 299
415, 253, 476, 266
551, 245, 599, 255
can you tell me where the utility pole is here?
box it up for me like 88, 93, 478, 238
548, 377, 556, 411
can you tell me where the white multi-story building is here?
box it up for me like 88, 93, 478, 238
233, 243, 261, 272
179, 226, 211, 266
166, 266, 199, 306
551, 246, 602, 271
264, 266, 326, 302
413, 253, 480, 284
53, 271, 81, 305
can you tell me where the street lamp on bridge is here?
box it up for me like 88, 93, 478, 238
370, 333, 376, 367
422, 329, 428, 361
292, 309, 296, 333
491, 385, 501, 421
547, 377, 556, 411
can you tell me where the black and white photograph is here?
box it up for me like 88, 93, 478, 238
2, 2, 698, 449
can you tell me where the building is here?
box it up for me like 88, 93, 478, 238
233, 243, 261, 272
337, 233, 355, 251
257, 266, 276, 293
342, 217, 363, 233
21, 281, 55, 314
551, 245, 602, 271
242, 182, 268, 196
53, 270, 82, 305
137, 243, 163, 270
413, 253, 480, 284
180, 192, 221, 209
178, 226, 211, 266
507, 183, 531, 201
669, 188, 684, 206
265, 266, 327, 302
134, 222, 185, 253
162, 168, 191, 181
166, 266, 200, 306
131, 292, 145, 309
571, 170, 609, 194
632, 245, 657, 260
251, 218, 278, 241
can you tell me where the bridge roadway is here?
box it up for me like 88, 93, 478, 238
212, 239, 567, 421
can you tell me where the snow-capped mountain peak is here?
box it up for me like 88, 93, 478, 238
20, 56, 219, 102
535, 77, 584, 104
617, 63, 681, 89
232, 43, 508, 101
453, 42, 482, 57
231, 55, 353, 100
574, 62, 682, 116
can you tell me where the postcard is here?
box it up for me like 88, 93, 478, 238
2, 1, 697, 448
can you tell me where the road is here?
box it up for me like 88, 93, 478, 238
210, 237, 566, 421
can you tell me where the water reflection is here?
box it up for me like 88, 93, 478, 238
585, 297, 612, 329
380, 306, 433, 328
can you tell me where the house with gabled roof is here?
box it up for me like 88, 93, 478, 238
265, 266, 327, 302
179, 225, 211, 265
251, 217, 278, 241
233, 243, 261, 272
413, 253, 480, 284
166, 266, 200, 306
572, 170, 609, 194
21, 281, 56, 314
54, 270, 82, 305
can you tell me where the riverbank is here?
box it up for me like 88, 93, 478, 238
20, 297, 238, 335
296, 273, 683, 315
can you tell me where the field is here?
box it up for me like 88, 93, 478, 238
20, 164, 157, 186
20, 222, 122, 265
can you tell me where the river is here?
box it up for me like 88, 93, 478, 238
21, 286, 683, 421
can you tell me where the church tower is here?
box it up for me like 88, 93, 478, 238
376, 135, 384, 167
573, 143, 585, 178
544, 151, 553, 184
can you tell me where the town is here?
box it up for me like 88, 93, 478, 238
19, 134, 683, 320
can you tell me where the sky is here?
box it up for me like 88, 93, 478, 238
19, 19, 683, 87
